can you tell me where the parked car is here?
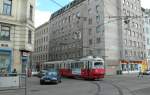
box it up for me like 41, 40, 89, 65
37, 70, 47, 78
142, 70, 150, 75
32, 70, 39, 76
40, 69, 61, 85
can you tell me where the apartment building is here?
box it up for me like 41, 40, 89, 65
142, 8, 150, 69
32, 22, 49, 71
119, 0, 146, 73
0, 0, 35, 73
48, 0, 145, 75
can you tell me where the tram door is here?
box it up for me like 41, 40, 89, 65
84, 61, 91, 78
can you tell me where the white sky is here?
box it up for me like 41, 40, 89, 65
141, 0, 150, 9
34, 10, 51, 28
34, 0, 150, 28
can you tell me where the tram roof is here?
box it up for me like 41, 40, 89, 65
44, 61, 64, 64
80, 56, 104, 61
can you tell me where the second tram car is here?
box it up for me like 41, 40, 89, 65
43, 56, 105, 80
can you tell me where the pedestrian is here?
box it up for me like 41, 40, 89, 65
1, 69, 8, 77
12, 68, 17, 76
137, 67, 143, 78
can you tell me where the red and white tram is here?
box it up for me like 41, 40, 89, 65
43, 56, 105, 80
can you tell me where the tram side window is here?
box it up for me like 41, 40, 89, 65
56, 64, 59, 69
75, 62, 79, 68
67, 64, 71, 69
76, 62, 84, 69
71, 63, 75, 69
61, 63, 64, 68
85, 61, 92, 69
52, 64, 54, 68
64, 63, 66, 68
45, 65, 47, 69
80, 62, 84, 69
89, 61, 92, 69
85, 61, 88, 69
59, 64, 61, 69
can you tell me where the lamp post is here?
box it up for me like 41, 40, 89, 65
102, 56, 108, 70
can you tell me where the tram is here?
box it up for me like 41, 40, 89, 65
43, 56, 105, 80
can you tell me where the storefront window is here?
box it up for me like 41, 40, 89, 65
0, 51, 10, 72
135, 64, 138, 70
131, 64, 134, 71
121, 64, 127, 71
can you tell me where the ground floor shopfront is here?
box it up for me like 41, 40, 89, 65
0, 48, 12, 73
120, 60, 148, 74
0, 48, 30, 74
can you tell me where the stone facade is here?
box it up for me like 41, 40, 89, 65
32, 22, 49, 71
142, 8, 150, 69
48, 0, 145, 75
0, 0, 35, 73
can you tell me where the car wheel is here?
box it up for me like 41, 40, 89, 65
55, 80, 59, 84
59, 79, 62, 83
40, 80, 44, 85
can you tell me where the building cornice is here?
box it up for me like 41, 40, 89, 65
50, 0, 86, 20
35, 21, 49, 30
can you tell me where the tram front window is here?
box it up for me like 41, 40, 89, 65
94, 62, 103, 68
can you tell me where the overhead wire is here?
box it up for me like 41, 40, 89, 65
1, 0, 147, 45
48, 0, 63, 7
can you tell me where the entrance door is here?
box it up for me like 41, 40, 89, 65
22, 59, 27, 73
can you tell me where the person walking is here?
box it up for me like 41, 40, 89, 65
137, 67, 143, 78
12, 68, 17, 76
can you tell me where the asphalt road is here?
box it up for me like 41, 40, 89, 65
0, 74, 150, 95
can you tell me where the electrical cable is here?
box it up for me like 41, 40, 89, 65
49, 0, 63, 7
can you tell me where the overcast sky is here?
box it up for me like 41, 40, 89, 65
35, 0, 150, 28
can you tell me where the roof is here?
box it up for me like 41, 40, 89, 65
50, 0, 86, 20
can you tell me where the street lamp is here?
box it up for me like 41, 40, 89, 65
102, 56, 108, 70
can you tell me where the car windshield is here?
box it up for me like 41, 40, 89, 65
46, 69, 58, 76
46, 72, 57, 76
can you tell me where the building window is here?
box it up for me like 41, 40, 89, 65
96, 5, 99, 13
148, 49, 150, 56
88, 18, 92, 24
96, 25, 101, 33
0, 26, 10, 41
3, 0, 12, 16
147, 38, 150, 45
76, 11, 80, 18
96, 37, 101, 44
29, 5, 33, 21
96, 15, 100, 23
28, 30, 32, 44
122, 0, 125, 4
89, 39, 93, 45
88, 8, 92, 14
124, 39, 127, 45
88, 28, 92, 35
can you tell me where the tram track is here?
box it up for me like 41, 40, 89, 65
90, 81, 101, 95
89, 80, 137, 95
